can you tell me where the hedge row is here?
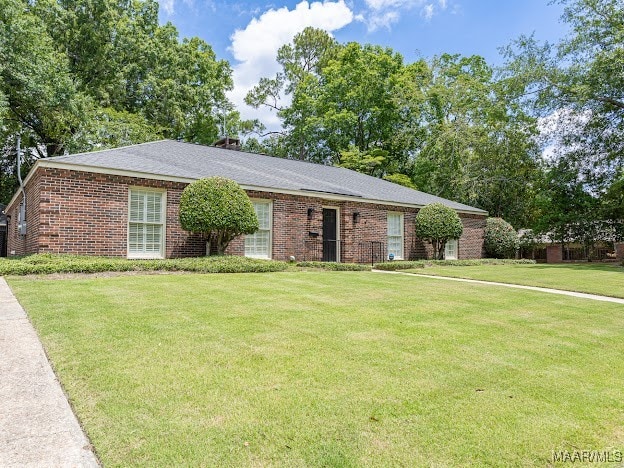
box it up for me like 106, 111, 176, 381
373, 258, 537, 271
295, 261, 371, 271
0, 254, 289, 276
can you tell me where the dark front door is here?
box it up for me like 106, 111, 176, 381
322, 208, 338, 262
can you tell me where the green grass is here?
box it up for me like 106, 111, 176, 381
8, 271, 624, 466
404, 262, 624, 298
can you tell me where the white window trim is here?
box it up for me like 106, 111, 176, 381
127, 187, 167, 259
387, 212, 405, 260
322, 205, 341, 263
445, 239, 459, 260
245, 199, 273, 259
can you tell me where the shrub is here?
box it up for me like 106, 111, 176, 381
179, 177, 259, 255
295, 261, 371, 271
484, 218, 520, 258
414, 203, 463, 260
373, 261, 426, 271
0, 254, 288, 276
372, 258, 536, 271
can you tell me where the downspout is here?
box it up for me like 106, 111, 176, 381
16, 135, 26, 235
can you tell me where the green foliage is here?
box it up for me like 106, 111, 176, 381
295, 261, 371, 271
414, 203, 464, 260
373, 258, 535, 271
69, 107, 163, 153
401, 54, 541, 227
179, 177, 259, 255
0, 254, 288, 275
336, 146, 387, 177
247, 31, 541, 228
502, 0, 624, 218
247, 30, 409, 166
382, 173, 417, 189
0, 0, 244, 203
484, 218, 520, 259
532, 161, 618, 258
0, 0, 87, 157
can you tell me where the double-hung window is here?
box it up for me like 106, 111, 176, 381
387, 212, 404, 260
245, 200, 272, 258
128, 189, 165, 258
445, 239, 458, 260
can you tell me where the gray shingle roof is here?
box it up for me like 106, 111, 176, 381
47, 140, 486, 214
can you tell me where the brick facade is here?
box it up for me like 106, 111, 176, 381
546, 244, 563, 263
615, 243, 624, 262
6, 167, 486, 262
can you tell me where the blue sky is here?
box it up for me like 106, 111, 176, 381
157, 0, 570, 127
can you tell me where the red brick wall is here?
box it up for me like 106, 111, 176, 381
6, 170, 42, 256
7, 167, 486, 261
546, 244, 563, 263
614, 242, 623, 262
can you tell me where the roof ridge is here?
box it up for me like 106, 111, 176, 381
50, 139, 171, 160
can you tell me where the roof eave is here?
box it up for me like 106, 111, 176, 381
6, 160, 488, 216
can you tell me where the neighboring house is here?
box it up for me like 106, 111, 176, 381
5, 140, 487, 262
518, 227, 620, 262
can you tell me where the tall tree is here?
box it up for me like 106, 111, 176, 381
503, 0, 624, 194
0, 0, 87, 157
246, 27, 338, 161
400, 54, 542, 227
0, 0, 238, 203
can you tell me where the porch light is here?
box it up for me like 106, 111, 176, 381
307, 207, 315, 220
353, 211, 360, 223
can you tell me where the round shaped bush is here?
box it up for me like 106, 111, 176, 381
414, 203, 463, 259
179, 177, 259, 255
484, 217, 519, 258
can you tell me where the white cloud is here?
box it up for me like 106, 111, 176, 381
228, 1, 354, 131
364, 0, 415, 8
364, 10, 400, 30
160, 0, 175, 14
422, 3, 434, 19
158, 0, 201, 16
359, 0, 453, 30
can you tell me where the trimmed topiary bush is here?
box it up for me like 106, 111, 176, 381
484, 217, 520, 259
414, 203, 463, 260
179, 177, 259, 255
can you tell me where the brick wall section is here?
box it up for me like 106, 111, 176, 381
7, 167, 486, 261
546, 244, 563, 263
6, 170, 42, 256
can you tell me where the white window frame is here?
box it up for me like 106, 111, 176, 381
245, 199, 273, 259
387, 212, 404, 260
127, 188, 166, 259
445, 239, 458, 260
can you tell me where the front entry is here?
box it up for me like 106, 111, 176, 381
322, 208, 338, 262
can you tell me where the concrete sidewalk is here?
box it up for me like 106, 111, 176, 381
0, 278, 99, 467
373, 270, 624, 305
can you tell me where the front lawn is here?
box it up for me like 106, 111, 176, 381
8, 271, 624, 466
405, 262, 624, 298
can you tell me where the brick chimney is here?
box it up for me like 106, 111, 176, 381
213, 137, 241, 151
